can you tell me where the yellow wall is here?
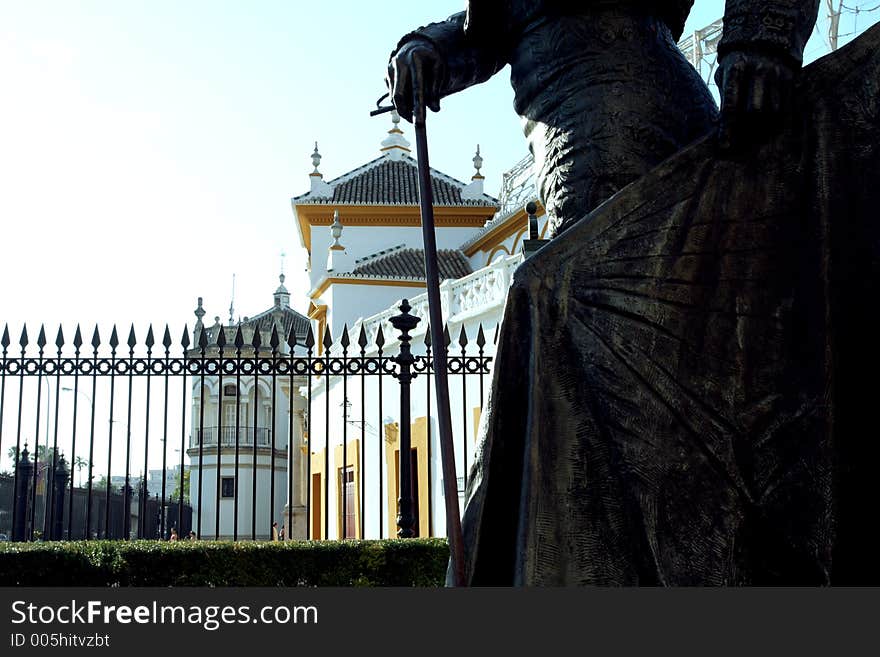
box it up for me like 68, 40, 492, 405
309, 449, 326, 539
384, 418, 430, 538
333, 439, 362, 539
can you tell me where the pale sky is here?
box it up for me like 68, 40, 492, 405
0, 1, 875, 342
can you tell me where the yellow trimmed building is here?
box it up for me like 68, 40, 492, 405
289, 112, 551, 541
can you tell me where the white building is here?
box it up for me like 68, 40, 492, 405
187, 278, 311, 540
186, 112, 550, 542
290, 113, 549, 540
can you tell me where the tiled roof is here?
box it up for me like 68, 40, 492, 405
293, 154, 497, 207
208, 306, 311, 347
241, 306, 311, 342
349, 248, 472, 281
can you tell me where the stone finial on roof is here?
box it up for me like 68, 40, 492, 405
309, 142, 333, 197
462, 145, 486, 200
329, 210, 345, 251
380, 110, 411, 161
194, 297, 206, 332
311, 142, 322, 175
327, 209, 355, 274
472, 144, 484, 180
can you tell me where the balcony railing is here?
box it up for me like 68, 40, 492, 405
191, 427, 271, 449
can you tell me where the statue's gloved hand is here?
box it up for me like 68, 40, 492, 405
715, 51, 796, 150
386, 39, 445, 122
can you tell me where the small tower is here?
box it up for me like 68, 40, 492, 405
274, 273, 291, 309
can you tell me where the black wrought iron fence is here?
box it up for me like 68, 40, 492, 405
0, 300, 494, 543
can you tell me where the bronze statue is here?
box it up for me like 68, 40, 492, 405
388, 1, 816, 235
389, 2, 880, 586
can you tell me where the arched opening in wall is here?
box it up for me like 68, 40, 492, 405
222, 383, 240, 446
243, 381, 273, 448
193, 383, 215, 448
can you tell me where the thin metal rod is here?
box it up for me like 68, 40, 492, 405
377, 338, 384, 539
425, 336, 433, 537
461, 333, 468, 491
0, 343, 7, 501
30, 344, 44, 541
342, 336, 348, 539
11, 341, 24, 540
234, 340, 242, 541
360, 338, 366, 539
216, 343, 224, 540
324, 340, 330, 540
67, 347, 80, 540
142, 342, 152, 539
86, 344, 98, 540
414, 111, 465, 586
178, 364, 185, 538
47, 352, 61, 539
288, 343, 294, 540
124, 343, 134, 540
197, 346, 205, 539
252, 365, 258, 540
306, 340, 313, 540
105, 344, 116, 539
161, 339, 169, 539
271, 341, 278, 538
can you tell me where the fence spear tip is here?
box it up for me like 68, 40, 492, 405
91, 325, 101, 349
322, 325, 333, 350
458, 324, 468, 348
198, 325, 209, 350
304, 325, 315, 350
146, 325, 155, 348
357, 324, 368, 350
127, 325, 137, 350
180, 326, 191, 349
375, 325, 385, 349
109, 325, 120, 349
162, 325, 173, 350
340, 324, 350, 349
1, 324, 9, 349
476, 324, 486, 348
19, 325, 29, 348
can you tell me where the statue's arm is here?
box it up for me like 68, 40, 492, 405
715, 0, 820, 147
717, 0, 819, 67
387, 11, 509, 122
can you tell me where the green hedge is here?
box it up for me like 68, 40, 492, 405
0, 539, 450, 587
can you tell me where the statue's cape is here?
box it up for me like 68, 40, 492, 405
457, 24, 880, 585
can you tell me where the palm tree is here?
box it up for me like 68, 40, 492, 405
73, 456, 90, 487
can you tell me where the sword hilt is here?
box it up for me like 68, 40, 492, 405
370, 92, 395, 117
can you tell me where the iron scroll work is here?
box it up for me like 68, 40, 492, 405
0, 310, 493, 543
